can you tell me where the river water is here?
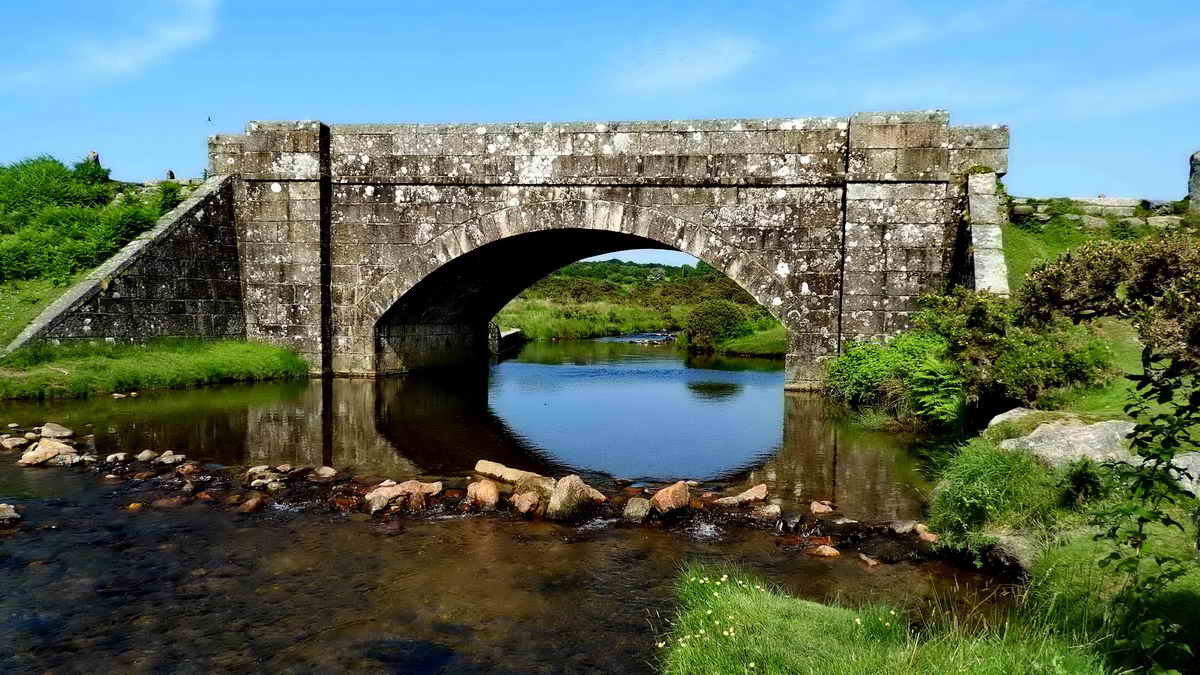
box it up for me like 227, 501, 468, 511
1, 337, 982, 673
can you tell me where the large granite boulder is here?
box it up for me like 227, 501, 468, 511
1000, 419, 1134, 467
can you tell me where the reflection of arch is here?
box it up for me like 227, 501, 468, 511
348, 197, 799, 375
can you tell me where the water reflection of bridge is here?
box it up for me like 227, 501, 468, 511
56, 375, 924, 520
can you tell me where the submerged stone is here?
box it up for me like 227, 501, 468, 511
714, 483, 767, 506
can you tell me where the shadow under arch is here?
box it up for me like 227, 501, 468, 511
371, 226, 793, 376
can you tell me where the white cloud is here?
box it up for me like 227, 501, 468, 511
2, 0, 218, 89
614, 33, 760, 94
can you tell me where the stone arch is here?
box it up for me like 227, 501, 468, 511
349, 197, 799, 375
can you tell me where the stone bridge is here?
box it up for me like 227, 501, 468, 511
8, 110, 1009, 389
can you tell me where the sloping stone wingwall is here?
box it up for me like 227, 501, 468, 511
3, 175, 244, 352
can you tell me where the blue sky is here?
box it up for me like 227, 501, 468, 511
2, 0, 1197, 266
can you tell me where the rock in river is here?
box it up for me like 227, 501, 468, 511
39, 422, 74, 439
474, 459, 546, 485
365, 480, 443, 513
1, 436, 29, 451
546, 474, 604, 521
810, 500, 834, 515
135, 450, 160, 463
622, 497, 651, 523
714, 483, 767, 506
465, 479, 501, 511
650, 481, 690, 514
18, 439, 74, 466
0, 504, 19, 525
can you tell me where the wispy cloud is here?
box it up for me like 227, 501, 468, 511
2, 0, 218, 90
613, 33, 760, 94
820, 0, 1030, 53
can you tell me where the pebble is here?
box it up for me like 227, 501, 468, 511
858, 553, 880, 566
810, 500, 835, 515
807, 544, 840, 557
0, 504, 20, 524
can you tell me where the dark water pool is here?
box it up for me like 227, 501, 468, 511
0, 338, 972, 673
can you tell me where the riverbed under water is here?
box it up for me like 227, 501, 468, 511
1, 337, 985, 673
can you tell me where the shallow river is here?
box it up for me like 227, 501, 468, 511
1, 337, 985, 673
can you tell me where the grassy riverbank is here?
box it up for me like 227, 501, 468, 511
0, 339, 309, 400
660, 564, 1105, 673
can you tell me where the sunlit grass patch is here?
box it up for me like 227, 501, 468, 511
660, 563, 1105, 674
0, 339, 309, 400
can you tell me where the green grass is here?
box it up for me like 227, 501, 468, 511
713, 324, 787, 357
496, 298, 686, 340
0, 339, 309, 400
0, 273, 86, 347
1027, 518, 1200, 667
1002, 220, 1089, 293
660, 564, 1106, 674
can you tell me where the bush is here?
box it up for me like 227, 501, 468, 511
683, 299, 747, 350
0, 156, 114, 235
0, 164, 181, 284
825, 332, 948, 410
928, 438, 1060, 544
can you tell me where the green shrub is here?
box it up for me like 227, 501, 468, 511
824, 332, 948, 408
683, 299, 748, 350
928, 438, 1060, 543
0, 156, 114, 235
909, 356, 966, 425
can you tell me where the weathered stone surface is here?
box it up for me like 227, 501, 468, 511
807, 544, 840, 557
135, 450, 160, 463
365, 480, 442, 513
510, 491, 541, 515
47, 453, 83, 466
714, 483, 768, 506
546, 474, 602, 521
0, 504, 19, 524
1, 436, 29, 451
39, 422, 74, 438
650, 481, 690, 513
474, 459, 546, 485
155, 451, 185, 465
1000, 420, 1135, 467
310, 466, 338, 480
1191, 151, 1200, 212
105, 452, 129, 462
987, 407, 1039, 428
752, 503, 782, 521
18, 439, 74, 466
1147, 215, 1183, 229
622, 497, 652, 523
465, 479, 501, 511
810, 500, 834, 515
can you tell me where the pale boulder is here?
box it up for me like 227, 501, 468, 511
650, 481, 690, 513
714, 483, 767, 506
